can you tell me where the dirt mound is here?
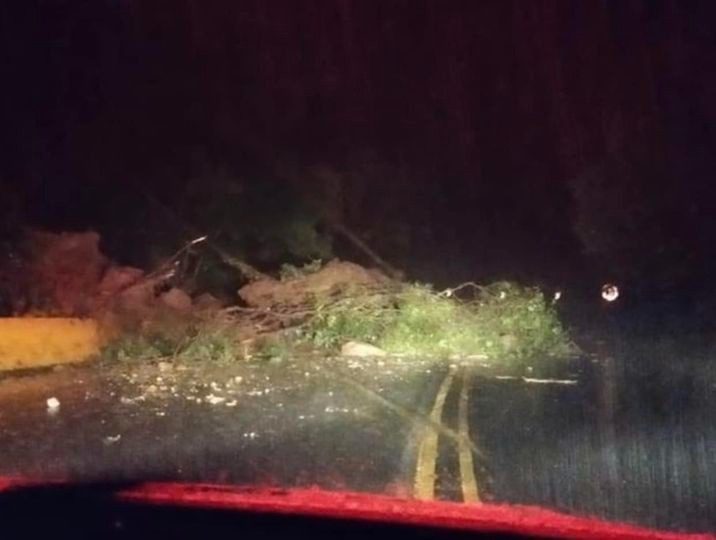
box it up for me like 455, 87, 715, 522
25, 230, 109, 316
238, 259, 393, 308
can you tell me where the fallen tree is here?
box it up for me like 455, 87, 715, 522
1, 229, 577, 375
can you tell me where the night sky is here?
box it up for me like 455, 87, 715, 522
1, 1, 715, 302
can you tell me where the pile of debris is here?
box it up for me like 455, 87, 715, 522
0, 229, 399, 358
0, 230, 215, 329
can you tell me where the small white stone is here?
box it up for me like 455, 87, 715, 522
46, 397, 60, 411
340, 341, 387, 357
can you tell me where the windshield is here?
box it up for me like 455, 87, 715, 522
1, 1, 714, 535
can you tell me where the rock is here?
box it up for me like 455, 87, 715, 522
237, 278, 281, 308
96, 266, 144, 298
238, 259, 392, 308
193, 292, 223, 311
46, 397, 60, 412
340, 341, 387, 357
113, 281, 156, 321
158, 361, 173, 373
159, 287, 192, 312
206, 394, 225, 405
92, 265, 146, 315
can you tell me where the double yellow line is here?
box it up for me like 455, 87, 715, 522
413, 365, 481, 503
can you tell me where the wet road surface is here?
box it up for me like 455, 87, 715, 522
0, 350, 714, 534
0, 356, 448, 495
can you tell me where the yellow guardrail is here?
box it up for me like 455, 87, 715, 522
0, 318, 100, 371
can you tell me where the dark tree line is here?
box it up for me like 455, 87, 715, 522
1, 1, 714, 296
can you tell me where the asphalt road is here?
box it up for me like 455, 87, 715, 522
0, 355, 449, 494
0, 352, 714, 533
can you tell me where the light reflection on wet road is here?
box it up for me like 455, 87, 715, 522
0, 352, 714, 533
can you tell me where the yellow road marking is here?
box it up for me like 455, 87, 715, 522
413, 365, 458, 500
328, 370, 482, 456
457, 369, 481, 503
326, 365, 485, 502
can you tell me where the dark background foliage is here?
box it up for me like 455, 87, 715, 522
1, 1, 714, 302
